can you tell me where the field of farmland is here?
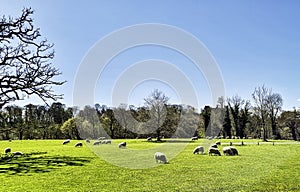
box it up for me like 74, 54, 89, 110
1, 139, 300, 192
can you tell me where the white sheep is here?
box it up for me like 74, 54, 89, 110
208, 147, 221, 156
62, 139, 70, 145
4, 147, 11, 154
118, 142, 126, 148
230, 147, 238, 155
12, 151, 23, 156
104, 140, 111, 144
210, 144, 218, 148
154, 152, 167, 164
93, 141, 101, 145
193, 146, 204, 154
191, 136, 198, 141
147, 137, 152, 141
222, 146, 238, 156
75, 142, 83, 147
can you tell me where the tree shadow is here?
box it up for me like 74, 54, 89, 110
0, 152, 91, 175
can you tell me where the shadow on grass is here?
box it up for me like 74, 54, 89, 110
0, 152, 91, 175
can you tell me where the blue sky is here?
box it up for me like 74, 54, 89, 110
1, 1, 300, 110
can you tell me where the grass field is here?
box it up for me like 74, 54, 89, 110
0, 139, 300, 192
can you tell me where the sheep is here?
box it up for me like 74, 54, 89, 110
75, 142, 83, 147
223, 146, 234, 156
62, 139, 70, 145
12, 151, 23, 156
193, 146, 204, 154
230, 147, 238, 155
98, 137, 105, 140
215, 141, 221, 145
222, 146, 238, 156
118, 142, 126, 148
191, 136, 198, 141
93, 141, 101, 145
210, 144, 218, 148
4, 147, 11, 154
104, 140, 111, 144
147, 137, 152, 141
154, 152, 167, 164
208, 147, 221, 156
85, 139, 90, 143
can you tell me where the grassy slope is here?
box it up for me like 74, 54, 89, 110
0, 139, 299, 192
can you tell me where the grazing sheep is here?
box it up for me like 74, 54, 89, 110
154, 152, 167, 164
93, 141, 101, 145
4, 147, 11, 154
210, 144, 218, 148
118, 142, 126, 148
98, 137, 105, 140
223, 146, 238, 156
230, 147, 238, 155
193, 146, 204, 154
208, 147, 221, 156
147, 137, 152, 141
75, 142, 83, 147
85, 139, 90, 143
62, 139, 70, 145
12, 151, 23, 156
223, 146, 234, 156
104, 140, 111, 144
191, 136, 198, 141
215, 141, 221, 145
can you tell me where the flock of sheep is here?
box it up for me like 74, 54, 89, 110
61, 137, 239, 164
1, 137, 239, 165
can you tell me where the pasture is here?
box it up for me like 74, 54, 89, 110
0, 139, 299, 192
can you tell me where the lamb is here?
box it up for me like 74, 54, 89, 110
154, 152, 167, 164
191, 136, 198, 141
62, 139, 70, 145
93, 141, 101, 145
75, 142, 83, 147
193, 146, 204, 154
118, 142, 126, 148
222, 146, 238, 156
4, 147, 11, 154
208, 147, 221, 156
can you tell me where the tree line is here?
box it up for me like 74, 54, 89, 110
0, 88, 299, 141
1, 9, 300, 141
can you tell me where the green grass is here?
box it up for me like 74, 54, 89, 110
0, 139, 299, 191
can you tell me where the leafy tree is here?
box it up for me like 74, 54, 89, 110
61, 118, 81, 139
202, 105, 211, 136
0, 8, 65, 109
223, 105, 232, 138
266, 93, 283, 139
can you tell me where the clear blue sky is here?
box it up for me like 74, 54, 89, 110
1, 1, 300, 110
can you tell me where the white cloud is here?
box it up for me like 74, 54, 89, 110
297, 98, 300, 102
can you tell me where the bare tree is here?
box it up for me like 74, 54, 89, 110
0, 8, 65, 108
252, 85, 269, 141
144, 89, 169, 141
